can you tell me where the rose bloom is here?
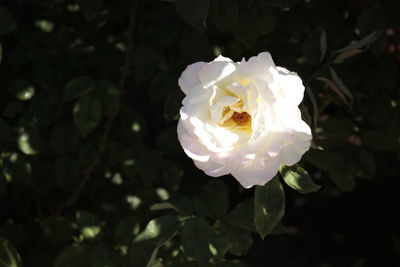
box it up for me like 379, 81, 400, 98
177, 52, 312, 188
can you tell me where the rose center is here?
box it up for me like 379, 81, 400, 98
232, 112, 251, 126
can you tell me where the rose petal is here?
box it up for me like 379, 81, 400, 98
178, 62, 206, 95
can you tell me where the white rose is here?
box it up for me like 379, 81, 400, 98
177, 52, 312, 188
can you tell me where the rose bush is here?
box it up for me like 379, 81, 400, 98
177, 52, 312, 188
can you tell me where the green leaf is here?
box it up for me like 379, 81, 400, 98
17, 126, 42, 155
0, 237, 23, 267
39, 217, 75, 244
150, 194, 193, 215
203, 180, 229, 220
254, 176, 285, 239
114, 216, 140, 245
78, 0, 103, 21
63, 76, 94, 102
73, 94, 102, 136
88, 243, 114, 267
130, 215, 180, 267
174, 0, 210, 33
54, 156, 80, 192
234, 2, 277, 47
320, 29, 327, 63
0, 172, 7, 197
227, 199, 256, 232
209, 0, 239, 33
0, 118, 11, 147
76, 211, 103, 241
54, 244, 88, 267
225, 225, 253, 257
279, 165, 321, 194
329, 67, 353, 106
335, 31, 379, 53
95, 80, 120, 116
0, 7, 17, 36
180, 217, 212, 263
7, 79, 35, 101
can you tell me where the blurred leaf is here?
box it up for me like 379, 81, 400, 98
78, 0, 103, 21
0, 7, 17, 35
50, 123, 79, 154
76, 211, 103, 241
0, 223, 27, 247
209, 228, 228, 259
88, 243, 114, 267
227, 199, 256, 232
164, 88, 185, 120
73, 94, 102, 137
148, 71, 176, 105
209, 0, 239, 33
7, 79, 35, 101
54, 156, 80, 191
302, 27, 325, 66
0, 43, 2, 63
320, 29, 327, 63
0, 118, 11, 147
0, 237, 23, 267
130, 215, 180, 267
54, 244, 88, 267
156, 127, 181, 156
174, 0, 210, 33
95, 80, 120, 116
334, 48, 364, 64
217, 260, 251, 267
114, 216, 140, 245
2, 102, 23, 119
39, 217, 75, 244
203, 180, 229, 220
0, 172, 7, 197
254, 176, 285, 239
134, 46, 159, 82
234, 1, 277, 47
180, 217, 212, 263
17, 126, 42, 155
63, 76, 94, 103
280, 165, 321, 194
357, 8, 385, 37
225, 225, 252, 257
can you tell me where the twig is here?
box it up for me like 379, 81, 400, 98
64, 0, 139, 207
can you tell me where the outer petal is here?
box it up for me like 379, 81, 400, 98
231, 155, 281, 188
237, 52, 276, 85
198, 60, 236, 88
177, 119, 209, 162
275, 66, 305, 106
279, 120, 312, 166
178, 62, 206, 95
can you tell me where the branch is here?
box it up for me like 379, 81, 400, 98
63, 0, 139, 207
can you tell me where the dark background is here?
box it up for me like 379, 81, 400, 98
1, 0, 400, 266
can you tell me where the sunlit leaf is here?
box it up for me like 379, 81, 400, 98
279, 165, 321, 194
130, 215, 180, 267
0, 237, 23, 267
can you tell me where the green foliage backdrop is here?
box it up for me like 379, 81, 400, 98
0, 0, 400, 266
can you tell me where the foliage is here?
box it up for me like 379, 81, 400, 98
1, 0, 400, 266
